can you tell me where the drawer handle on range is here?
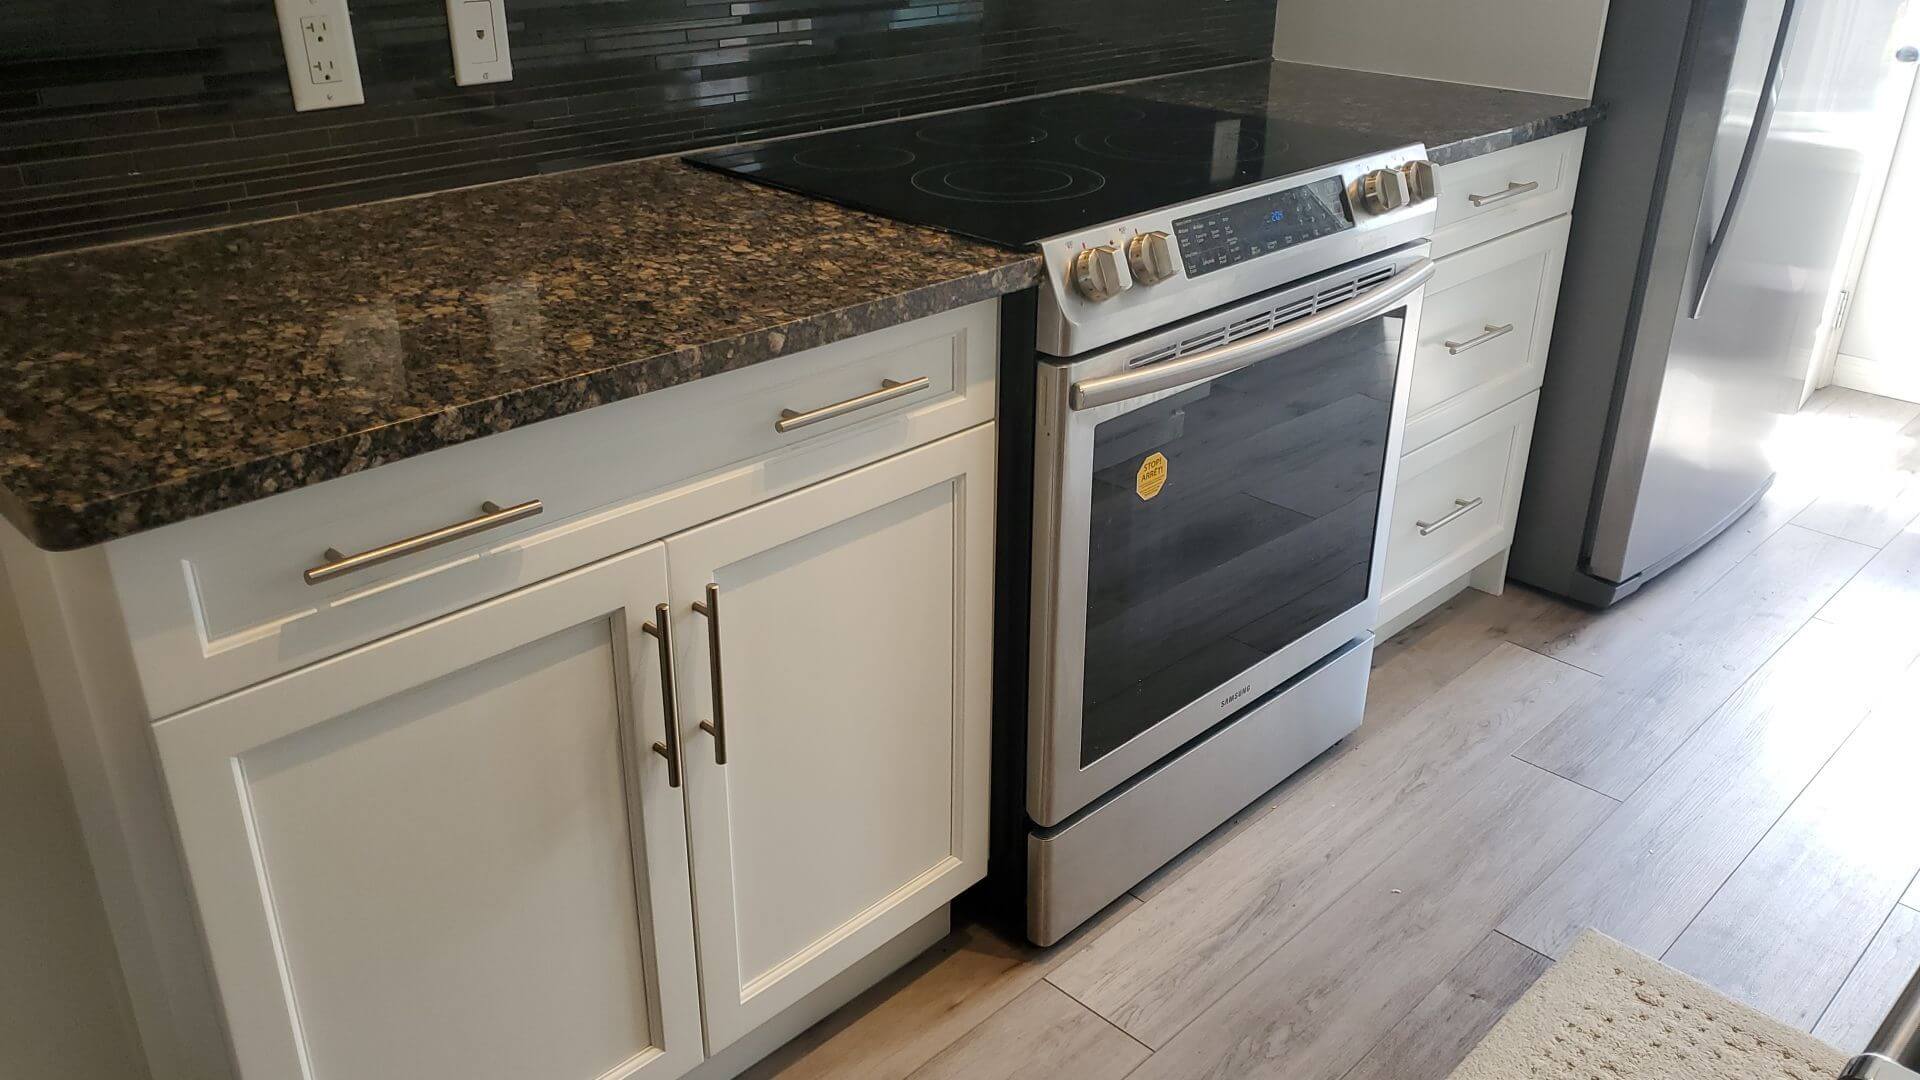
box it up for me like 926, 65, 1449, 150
776, 377, 930, 433
1444, 323, 1516, 354
1417, 497, 1485, 536
691, 583, 728, 765
642, 604, 685, 789
303, 499, 544, 585
1468, 180, 1540, 207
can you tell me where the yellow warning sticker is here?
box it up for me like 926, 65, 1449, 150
1136, 452, 1169, 501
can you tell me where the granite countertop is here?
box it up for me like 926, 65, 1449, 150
1122, 61, 1603, 165
0, 160, 1042, 551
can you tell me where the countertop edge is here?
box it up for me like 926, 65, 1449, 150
7, 256, 1042, 552
1427, 102, 1608, 165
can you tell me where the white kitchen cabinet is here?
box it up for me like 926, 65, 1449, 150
151, 543, 705, 1080
664, 424, 995, 1052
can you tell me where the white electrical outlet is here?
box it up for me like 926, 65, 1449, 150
447, 0, 513, 86
275, 0, 365, 111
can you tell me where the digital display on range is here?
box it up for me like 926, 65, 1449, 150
1171, 177, 1354, 277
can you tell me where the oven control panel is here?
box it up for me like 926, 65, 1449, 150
1170, 176, 1354, 278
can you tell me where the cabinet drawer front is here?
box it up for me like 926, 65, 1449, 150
151, 546, 705, 1080
1432, 131, 1584, 257
112, 301, 998, 719
1405, 215, 1570, 452
1382, 392, 1540, 623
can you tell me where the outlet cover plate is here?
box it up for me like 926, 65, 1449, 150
275, 0, 365, 111
448, 0, 513, 86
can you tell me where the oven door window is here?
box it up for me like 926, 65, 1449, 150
1079, 313, 1403, 767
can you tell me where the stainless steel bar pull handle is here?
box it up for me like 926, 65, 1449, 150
776, 376, 930, 433
1416, 497, 1484, 536
1468, 180, 1540, 207
642, 604, 684, 789
691, 583, 727, 765
1444, 323, 1516, 354
304, 499, 543, 585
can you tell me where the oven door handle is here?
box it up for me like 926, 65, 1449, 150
1068, 258, 1434, 411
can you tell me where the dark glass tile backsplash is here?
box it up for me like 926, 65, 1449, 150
0, 0, 1278, 258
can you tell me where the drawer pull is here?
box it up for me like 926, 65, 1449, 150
1444, 323, 1517, 355
1467, 180, 1540, 207
642, 604, 685, 789
303, 499, 544, 585
691, 583, 728, 765
776, 377, 930, 433
1417, 497, 1485, 536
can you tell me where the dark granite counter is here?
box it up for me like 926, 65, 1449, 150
0, 160, 1041, 551
1121, 61, 1603, 165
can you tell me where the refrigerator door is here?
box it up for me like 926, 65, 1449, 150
1587, 0, 1912, 584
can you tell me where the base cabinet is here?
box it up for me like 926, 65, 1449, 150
668, 423, 995, 1051
153, 544, 705, 1080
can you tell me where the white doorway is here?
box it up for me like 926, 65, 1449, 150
1835, 65, 1920, 402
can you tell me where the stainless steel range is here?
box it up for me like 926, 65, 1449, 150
692, 89, 1440, 944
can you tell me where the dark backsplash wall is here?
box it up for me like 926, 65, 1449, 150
0, 0, 1278, 258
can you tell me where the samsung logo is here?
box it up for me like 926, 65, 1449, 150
1219, 684, 1253, 709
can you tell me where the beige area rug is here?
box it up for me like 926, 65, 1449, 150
1449, 930, 1847, 1080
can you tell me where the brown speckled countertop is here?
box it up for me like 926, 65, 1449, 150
0, 160, 1041, 551
1123, 61, 1603, 165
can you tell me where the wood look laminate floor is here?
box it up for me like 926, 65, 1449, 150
749, 387, 1920, 1080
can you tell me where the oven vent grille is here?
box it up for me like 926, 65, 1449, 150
1129, 263, 1401, 368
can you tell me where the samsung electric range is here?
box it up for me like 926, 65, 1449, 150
691, 88, 1442, 945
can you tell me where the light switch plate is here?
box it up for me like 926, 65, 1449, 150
447, 0, 513, 85
274, 0, 365, 111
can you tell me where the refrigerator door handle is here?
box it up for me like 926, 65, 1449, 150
1691, 0, 1797, 320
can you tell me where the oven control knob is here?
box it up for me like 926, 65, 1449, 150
1359, 168, 1410, 215
1401, 159, 1440, 202
1127, 231, 1179, 286
1071, 244, 1133, 302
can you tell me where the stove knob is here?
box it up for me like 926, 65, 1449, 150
1400, 159, 1440, 202
1071, 244, 1133, 303
1127, 231, 1180, 286
1359, 168, 1410, 215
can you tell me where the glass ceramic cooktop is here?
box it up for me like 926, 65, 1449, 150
687, 90, 1400, 248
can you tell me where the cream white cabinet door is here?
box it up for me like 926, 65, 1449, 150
152, 544, 704, 1080
664, 424, 996, 1052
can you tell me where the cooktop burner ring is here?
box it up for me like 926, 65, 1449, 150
1073, 128, 1277, 165
909, 159, 1108, 204
789, 144, 918, 172
915, 117, 1049, 150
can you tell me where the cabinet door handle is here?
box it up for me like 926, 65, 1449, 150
776, 377, 929, 433
303, 499, 543, 585
1417, 497, 1485, 536
1467, 180, 1540, 207
691, 583, 728, 765
1443, 323, 1516, 354
642, 604, 684, 789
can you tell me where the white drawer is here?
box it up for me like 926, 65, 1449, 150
1381, 391, 1540, 626
1404, 215, 1570, 453
1432, 130, 1585, 257
108, 300, 1000, 718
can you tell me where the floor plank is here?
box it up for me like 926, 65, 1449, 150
1906, 874, 1919, 911
1124, 759, 1613, 1080
1813, 904, 1920, 1053
1820, 519, 1920, 653
1045, 644, 1597, 1048
1793, 412, 1920, 548
1339, 932, 1552, 1080
1499, 618, 1912, 959
1513, 524, 1875, 799
1663, 663, 1920, 1030
1135, 587, 1584, 901
745, 899, 1138, 1080
904, 982, 1148, 1080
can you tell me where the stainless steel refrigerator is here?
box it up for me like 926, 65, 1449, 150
1512, 0, 1916, 605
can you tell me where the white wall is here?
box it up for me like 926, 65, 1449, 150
1272, 0, 1613, 98
0, 555, 148, 1079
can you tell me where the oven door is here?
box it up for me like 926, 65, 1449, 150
1028, 246, 1432, 827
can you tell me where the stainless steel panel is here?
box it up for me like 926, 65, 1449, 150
1025, 634, 1371, 947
